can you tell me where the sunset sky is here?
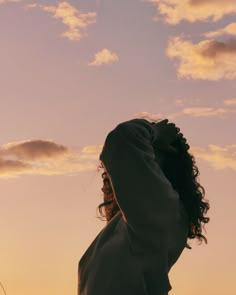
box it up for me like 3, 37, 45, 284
0, 0, 236, 294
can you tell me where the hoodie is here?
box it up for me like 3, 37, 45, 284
78, 119, 189, 295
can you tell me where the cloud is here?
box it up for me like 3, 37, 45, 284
167, 37, 236, 80
175, 99, 185, 105
224, 98, 236, 105
0, 0, 23, 3
190, 0, 234, 6
167, 107, 229, 119
27, 2, 96, 41
0, 159, 30, 174
2, 140, 69, 160
89, 49, 119, 66
132, 106, 232, 122
174, 98, 202, 106
204, 22, 236, 38
80, 145, 103, 160
0, 140, 102, 178
146, 0, 236, 24
191, 144, 236, 171
182, 107, 227, 117
132, 112, 163, 122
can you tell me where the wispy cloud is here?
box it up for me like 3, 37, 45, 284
204, 22, 236, 38
224, 98, 236, 106
191, 144, 236, 171
146, 0, 236, 24
133, 112, 162, 122
181, 107, 227, 117
0, 140, 102, 178
133, 104, 234, 122
89, 49, 119, 66
167, 37, 236, 80
0, 0, 23, 3
167, 107, 229, 119
80, 145, 103, 160
175, 99, 185, 105
27, 2, 96, 41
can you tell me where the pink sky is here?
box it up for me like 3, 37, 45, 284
0, 1, 236, 294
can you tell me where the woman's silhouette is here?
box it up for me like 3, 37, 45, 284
78, 118, 210, 295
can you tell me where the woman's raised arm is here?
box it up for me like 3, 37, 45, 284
100, 119, 181, 232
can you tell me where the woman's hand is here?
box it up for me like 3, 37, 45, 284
152, 119, 188, 154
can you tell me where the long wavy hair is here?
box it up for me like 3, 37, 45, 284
97, 129, 210, 249
97, 171, 120, 223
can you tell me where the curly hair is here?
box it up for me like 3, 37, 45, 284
97, 131, 210, 249
97, 171, 120, 222
160, 138, 210, 248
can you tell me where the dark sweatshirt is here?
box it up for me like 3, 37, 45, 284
78, 119, 189, 295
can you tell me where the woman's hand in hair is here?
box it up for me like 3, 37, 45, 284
152, 119, 181, 155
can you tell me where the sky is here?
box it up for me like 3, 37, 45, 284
0, 0, 236, 294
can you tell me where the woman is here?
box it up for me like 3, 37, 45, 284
78, 118, 210, 295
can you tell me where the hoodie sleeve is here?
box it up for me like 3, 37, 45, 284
99, 119, 180, 231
